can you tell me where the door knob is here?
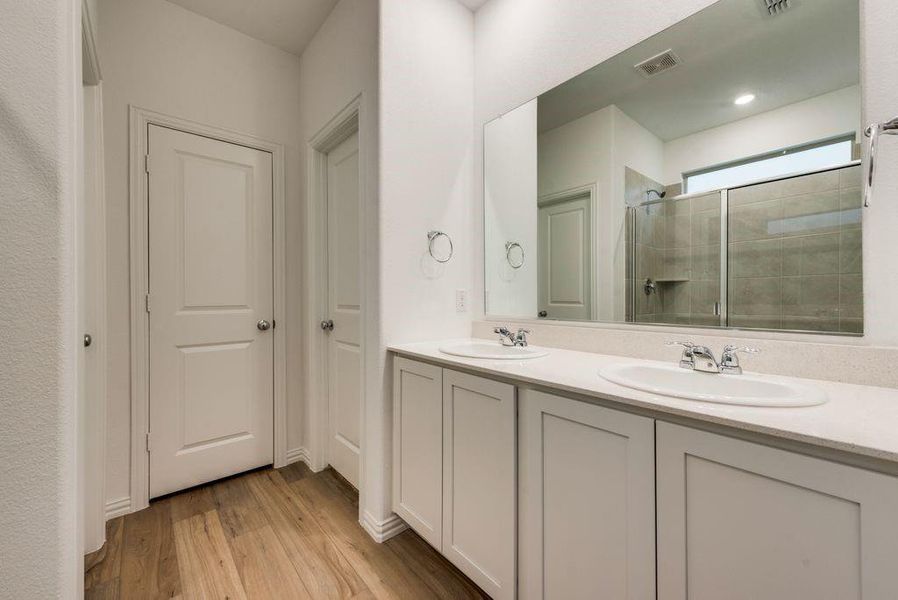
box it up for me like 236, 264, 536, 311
257, 319, 271, 331
320, 319, 334, 332
538, 311, 548, 318
83, 333, 92, 347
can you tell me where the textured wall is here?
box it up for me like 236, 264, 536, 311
0, 0, 80, 597
378, 0, 475, 521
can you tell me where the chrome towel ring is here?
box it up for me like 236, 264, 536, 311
427, 230, 453, 263
505, 241, 524, 269
863, 116, 898, 207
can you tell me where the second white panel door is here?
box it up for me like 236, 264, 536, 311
538, 195, 592, 321
326, 131, 362, 488
148, 125, 274, 498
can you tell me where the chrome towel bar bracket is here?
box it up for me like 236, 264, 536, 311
863, 116, 898, 207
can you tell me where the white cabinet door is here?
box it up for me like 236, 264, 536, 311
392, 357, 443, 549
519, 389, 656, 600
443, 370, 516, 600
657, 422, 898, 600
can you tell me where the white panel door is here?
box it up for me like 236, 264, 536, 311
657, 422, 898, 600
148, 125, 274, 498
538, 196, 592, 320
519, 389, 656, 600
442, 370, 516, 600
392, 357, 443, 549
326, 132, 362, 488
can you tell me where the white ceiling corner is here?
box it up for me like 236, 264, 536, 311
457, 0, 489, 11
165, 0, 339, 56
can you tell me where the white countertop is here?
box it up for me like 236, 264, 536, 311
389, 339, 898, 465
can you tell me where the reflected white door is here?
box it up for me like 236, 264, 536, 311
538, 196, 592, 320
326, 132, 362, 488
148, 125, 274, 498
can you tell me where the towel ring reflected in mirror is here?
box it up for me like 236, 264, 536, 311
505, 241, 524, 269
427, 230, 453, 263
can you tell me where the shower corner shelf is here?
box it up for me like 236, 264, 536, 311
653, 277, 690, 283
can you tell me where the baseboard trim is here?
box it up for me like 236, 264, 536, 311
285, 446, 323, 472
361, 510, 408, 543
105, 497, 131, 520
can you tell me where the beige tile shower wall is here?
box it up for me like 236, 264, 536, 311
728, 165, 862, 333
471, 320, 898, 388
658, 191, 721, 327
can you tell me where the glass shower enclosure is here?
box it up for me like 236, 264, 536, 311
626, 163, 863, 334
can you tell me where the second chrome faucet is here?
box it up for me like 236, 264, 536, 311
666, 341, 759, 375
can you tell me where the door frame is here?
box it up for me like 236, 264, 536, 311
128, 106, 288, 512
537, 183, 598, 320
305, 96, 364, 474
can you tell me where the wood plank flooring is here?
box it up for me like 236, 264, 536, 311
85, 463, 487, 599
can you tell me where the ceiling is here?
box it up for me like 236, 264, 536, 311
166, 0, 339, 56
167, 0, 488, 56
537, 0, 860, 140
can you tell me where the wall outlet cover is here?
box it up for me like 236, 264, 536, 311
456, 289, 468, 313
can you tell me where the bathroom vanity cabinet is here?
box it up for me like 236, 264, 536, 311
392, 355, 898, 599
657, 422, 898, 600
518, 389, 655, 599
392, 358, 516, 600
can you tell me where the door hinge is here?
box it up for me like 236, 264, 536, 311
144, 153, 151, 174
145, 432, 152, 453
145, 293, 151, 313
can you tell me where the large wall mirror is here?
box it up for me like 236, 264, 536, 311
484, 0, 862, 334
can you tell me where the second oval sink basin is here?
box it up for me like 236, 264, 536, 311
599, 363, 826, 407
439, 341, 549, 360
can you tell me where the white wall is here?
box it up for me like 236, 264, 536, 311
98, 0, 303, 506
298, 0, 379, 505
0, 0, 81, 597
663, 85, 861, 185
475, 0, 898, 346
484, 99, 538, 317
378, 0, 474, 522
536, 104, 663, 320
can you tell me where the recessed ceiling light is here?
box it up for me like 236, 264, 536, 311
734, 93, 756, 106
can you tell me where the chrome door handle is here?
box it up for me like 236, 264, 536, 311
83, 333, 92, 348
320, 319, 334, 332
257, 319, 271, 331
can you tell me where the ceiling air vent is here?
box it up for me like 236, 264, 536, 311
761, 0, 790, 16
634, 50, 681, 79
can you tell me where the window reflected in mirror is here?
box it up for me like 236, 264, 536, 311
483, 0, 862, 334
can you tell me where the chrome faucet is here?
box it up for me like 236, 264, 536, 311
719, 345, 760, 375
495, 326, 531, 347
666, 341, 758, 374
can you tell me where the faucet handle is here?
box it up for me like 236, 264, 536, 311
667, 341, 696, 370
720, 345, 759, 374
666, 340, 695, 349
494, 325, 511, 335
517, 328, 531, 334
722, 344, 759, 355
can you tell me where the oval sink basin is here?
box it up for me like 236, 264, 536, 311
599, 363, 826, 407
439, 341, 549, 360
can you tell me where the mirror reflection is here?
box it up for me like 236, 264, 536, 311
484, 0, 862, 334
